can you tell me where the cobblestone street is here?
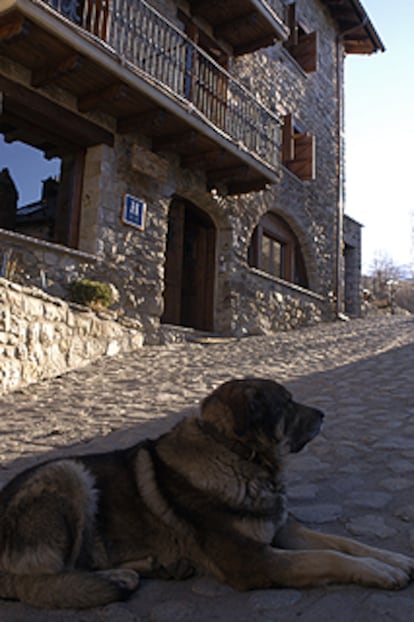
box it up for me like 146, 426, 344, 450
0, 314, 414, 621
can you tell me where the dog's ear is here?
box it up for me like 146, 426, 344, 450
230, 387, 260, 437
201, 382, 280, 439
232, 387, 287, 439
201, 393, 234, 436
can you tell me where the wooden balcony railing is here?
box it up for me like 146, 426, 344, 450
46, 0, 281, 168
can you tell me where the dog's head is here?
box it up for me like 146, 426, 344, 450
201, 378, 323, 455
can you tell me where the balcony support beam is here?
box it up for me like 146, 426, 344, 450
31, 52, 84, 88
0, 13, 28, 40
117, 107, 173, 136
152, 130, 199, 153
207, 164, 250, 184
181, 148, 226, 169
0, 74, 113, 148
78, 82, 131, 113
214, 11, 259, 39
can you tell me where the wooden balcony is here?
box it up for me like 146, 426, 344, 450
0, 0, 283, 194
187, 0, 288, 56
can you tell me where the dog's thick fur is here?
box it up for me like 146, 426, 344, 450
0, 378, 412, 608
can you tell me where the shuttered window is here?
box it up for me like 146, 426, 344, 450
284, 3, 318, 73
281, 114, 316, 181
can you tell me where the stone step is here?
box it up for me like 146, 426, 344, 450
158, 323, 236, 345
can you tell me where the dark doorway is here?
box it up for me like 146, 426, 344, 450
162, 198, 215, 331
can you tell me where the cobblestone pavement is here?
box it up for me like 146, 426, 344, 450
0, 314, 414, 621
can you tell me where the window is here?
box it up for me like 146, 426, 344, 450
281, 113, 315, 181
0, 137, 84, 248
0, 76, 112, 248
284, 3, 318, 73
261, 233, 284, 278
248, 212, 308, 287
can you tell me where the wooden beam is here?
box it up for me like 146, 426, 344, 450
0, 76, 113, 147
31, 53, 84, 88
234, 34, 276, 56
214, 11, 258, 38
1, 107, 78, 153
189, 0, 219, 17
152, 130, 198, 152
118, 107, 173, 135
181, 148, 227, 169
207, 164, 250, 184
0, 14, 28, 41
67, 150, 85, 249
78, 83, 131, 113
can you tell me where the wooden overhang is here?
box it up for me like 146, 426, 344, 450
323, 0, 385, 54
0, 1, 279, 195
187, 0, 288, 56
0, 75, 114, 156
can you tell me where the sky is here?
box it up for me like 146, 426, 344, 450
0, 139, 60, 207
0, 0, 412, 274
344, 0, 414, 273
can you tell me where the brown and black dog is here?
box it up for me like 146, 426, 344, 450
0, 378, 412, 608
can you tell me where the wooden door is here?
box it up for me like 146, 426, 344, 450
162, 200, 185, 325
162, 199, 215, 331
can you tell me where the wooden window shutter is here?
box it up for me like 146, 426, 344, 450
290, 31, 318, 73
288, 133, 316, 181
281, 113, 295, 163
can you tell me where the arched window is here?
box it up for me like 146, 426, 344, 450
248, 212, 308, 288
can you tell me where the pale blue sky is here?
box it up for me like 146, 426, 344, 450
0, 139, 60, 207
345, 0, 414, 273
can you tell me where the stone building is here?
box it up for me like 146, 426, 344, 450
0, 0, 383, 342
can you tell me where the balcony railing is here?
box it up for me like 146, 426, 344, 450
45, 0, 281, 168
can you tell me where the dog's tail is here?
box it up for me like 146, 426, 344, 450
0, 568, 139, 609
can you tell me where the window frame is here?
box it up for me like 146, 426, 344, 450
0, 76, 112, 250
248, 212, 308, 287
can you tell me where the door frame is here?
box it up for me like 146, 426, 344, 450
162, 197, 216, 331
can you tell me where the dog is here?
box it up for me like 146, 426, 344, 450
0, 378, 412, 609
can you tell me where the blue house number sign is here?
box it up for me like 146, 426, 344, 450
122, 194, 147, 230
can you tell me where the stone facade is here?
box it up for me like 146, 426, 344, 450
0, 278, 143, 394
0, 0, 368, 351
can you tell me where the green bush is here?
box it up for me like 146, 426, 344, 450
69, 278, 114, 309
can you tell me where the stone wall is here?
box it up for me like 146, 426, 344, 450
0, 228, 97, 298
343, 215, 362, 317
227, 0, 340, 298
0, 278, 143, 394
76, 138, 172, 342
230, 268, 326, 336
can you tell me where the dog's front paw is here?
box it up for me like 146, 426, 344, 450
357, 558, 411, 590
372, 551, 414, 577
98, 568, 140, 592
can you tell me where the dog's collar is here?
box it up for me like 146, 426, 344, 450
198, 419, 274, 470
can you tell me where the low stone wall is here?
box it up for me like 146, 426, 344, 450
231, 267, 329, 336
0, 278, 143, 394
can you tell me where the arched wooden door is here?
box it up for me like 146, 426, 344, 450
162, 198, 215, 331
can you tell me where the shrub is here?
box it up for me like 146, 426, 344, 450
69, 278, 116, 309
